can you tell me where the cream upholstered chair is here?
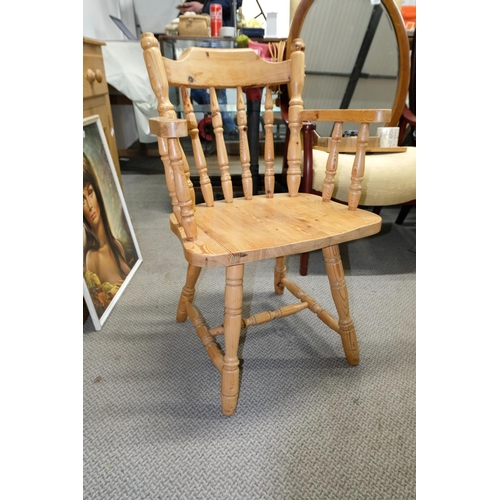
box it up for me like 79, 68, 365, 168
141, 32, 394, 416
282, 0, 416, 276
306, 140, 416, 207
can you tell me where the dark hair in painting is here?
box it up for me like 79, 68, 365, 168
83, 152, 127, 280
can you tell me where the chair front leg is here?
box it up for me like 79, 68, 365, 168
323, 245, 359, 365
221, 264, 244, 416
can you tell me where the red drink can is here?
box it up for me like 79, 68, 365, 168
210, 4, 222, 37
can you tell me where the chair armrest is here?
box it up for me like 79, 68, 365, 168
301, 109, 392, 123
299, 109, 393, 204
149, 117, 188, 138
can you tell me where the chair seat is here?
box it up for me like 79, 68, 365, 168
169, 193, 382, 267
310, 147, 416, 207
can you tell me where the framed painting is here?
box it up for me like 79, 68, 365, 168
83, 115, 142, 330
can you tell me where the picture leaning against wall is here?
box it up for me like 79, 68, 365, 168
83, 115, 142, 331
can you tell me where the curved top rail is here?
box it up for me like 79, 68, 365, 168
286, 0, 410, 127
164, 46, 293, 89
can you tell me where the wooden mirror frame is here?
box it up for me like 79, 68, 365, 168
286, 0, 410, 127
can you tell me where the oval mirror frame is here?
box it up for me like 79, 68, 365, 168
286, 0, 410, 127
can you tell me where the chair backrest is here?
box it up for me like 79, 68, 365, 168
287, 0, 410, 135
141, 33, 306, 241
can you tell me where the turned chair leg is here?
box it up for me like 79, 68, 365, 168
322, 245, 359, 365
221, 264, 244, 416
176, 264, 202, 322
274, 256, 286, 295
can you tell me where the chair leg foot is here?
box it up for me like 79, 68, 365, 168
221, 264, 244, 416
339, 322, 360, 366
323, 245, 359, 365
176, 264, 202, 322
221, 364, 240, 416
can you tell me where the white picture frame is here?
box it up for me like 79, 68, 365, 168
83, 115, 142, 331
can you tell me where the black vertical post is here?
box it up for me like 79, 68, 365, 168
232, 0, 238, 31
339, 5, 383, 110
247, 99, 261, 195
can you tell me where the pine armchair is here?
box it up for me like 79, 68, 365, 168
141, 33, 391, 416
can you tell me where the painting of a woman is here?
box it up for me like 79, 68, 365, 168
83, 117, 141, 325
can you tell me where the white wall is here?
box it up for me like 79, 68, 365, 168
241, 0, 290, 39
133, 0, 179, 34
83, 0, 142, 40
83, 0, 125, 40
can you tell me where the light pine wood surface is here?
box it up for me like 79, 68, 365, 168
169, 193, 381, 268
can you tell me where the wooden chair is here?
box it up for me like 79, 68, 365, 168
283, 0, 416, 276
141, 32, 391, 416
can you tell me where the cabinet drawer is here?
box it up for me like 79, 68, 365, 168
83, 53, 108, 99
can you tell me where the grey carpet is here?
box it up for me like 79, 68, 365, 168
83, 172, 416, 499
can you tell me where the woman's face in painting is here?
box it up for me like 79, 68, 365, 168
83, 183, 101, 228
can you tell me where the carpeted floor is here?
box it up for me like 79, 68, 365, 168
83, 166, 416, 499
